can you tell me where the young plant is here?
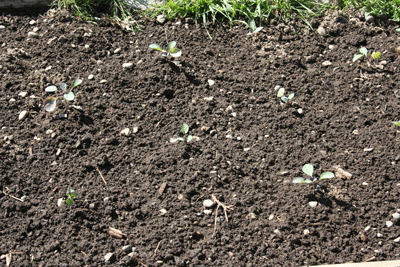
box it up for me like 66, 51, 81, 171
276, 86, 294, 103
66, 186, 77, 206
293, 164, 335, 191
149, 41, 182, 59
170, 123, 193, 144
43, 79, 82, 112
247, 18, 263, 35
393, 121, 400, 126
352, 47, 381, 67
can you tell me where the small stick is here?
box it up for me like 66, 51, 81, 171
96, 167, 107, 186
152, 240, 162, 259
3, 189, 24, 202
81, 251, 88, 257
211, 194, 234, 236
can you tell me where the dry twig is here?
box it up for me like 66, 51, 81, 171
96, 167, 107, 186
152, 240, 162, 259
211, 194, 234, 236
3, 188, 24, 202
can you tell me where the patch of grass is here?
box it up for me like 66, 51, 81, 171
343, 0, 400, 21
54, 0, 141, 30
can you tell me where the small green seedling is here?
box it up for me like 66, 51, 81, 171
149, 41, 182, 59
293, 164, 335, 191
276, 86, 294, 103
43, 79, 82, 112
352, 47, 381, 67
393, 121, 400, 126
247, 19, 263, 35
66, 186, 77, 206
170, 123, 193, 144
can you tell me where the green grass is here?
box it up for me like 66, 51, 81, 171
343, 0, 400, 21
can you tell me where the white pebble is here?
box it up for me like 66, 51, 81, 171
231, 112, 237, 117
208, 79, 215, 86
297, 108, 303, 114
269, 214, 274, 220
203, 209, 212, 215
19, 110, 28, 120
9, 98, 15, 102
122, 62, 134, 69
243, 148, 250, 152
100, 79, 107, 84
29, 20, 36, 25
133, 126, 139, 133
57, 198, 64, 207
362, 182, 369, 186
27, 31, 38, 38
114, 48, 121, 54
377, 233, 383, 238
0, 25, 5, 30
329, 45, 335, 50
317, 26, 326, 36
204, 96, 214, 101
364, 225, 371, 232
393, 213, 400, 220
160, 208, 167, 214
203, 199, 215, 208
394, 237, 400, 243
88, 74, 94, 80
120, 128, 130, 136
309, 201, 318, 208
303, 229, 310, 236
274, 229, 281, 236
386, 221, 393, 227
226, 135, 232, 139
322, 61, 332, 66
274, 85, 281, 91
364, 148, 373, 152
122, 245, 132, 252
18, 91, 28, 97
104, 252, 114, 262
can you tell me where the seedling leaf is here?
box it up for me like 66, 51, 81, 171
44, 97, 57, 112
170, 137, 179, 143
288, 93, 295, 100
45, 85, 58, 92
60, 83, 67, 92
352, 54, 364, 62
167, 41, 176, 52
277, 88, 285, 98
371, 51, 381, 59
149, 43, 162, 51
66, 197, 74, 206
304, 178, 313, 184
72, 79, 82, 89
169, 48, 182, 58
302, 164, 314, 177
281, 96, 288, 103
64, 91, 75, 101
177, 137, 185, 141
393, 121, 400, 126
293, 177, 305, 183
359, 47, 368, 55
181, 123, 189, 134
186, 135, 193, 142
70, 105, 83, 111
320, 172, 335, 179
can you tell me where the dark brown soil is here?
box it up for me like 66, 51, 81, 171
1, 7, 400, 267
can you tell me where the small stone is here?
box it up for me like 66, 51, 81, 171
122, 62, 134, 69
386, 221, 393, 228
0, 25, 5, 30
247, 212, 256, 219
104, 252, 115, 262
88, 74, 94, 80
18, 91, 28, 97
57, 198, 64, 207
160, 208, 167, 214
364, 225, 371, 231
46, 129, 54, 135
122, 245, 132, 253
120, 128, 130, 136
226, 135, 232, 139
392, 213, 400, 220
273, 229, 282, 236
178, 194, 184, 200
59, 114, 67, 119
203, 209, 212, 215
322, 61, 332, 66
208, 79, 215, 86
231, 112, 237, 117
364, 148, 373, 152
365, 15, 374, 23
204, 96, 214, 101
203, 199, 215, 208
156, 15, 166, 24
114, 48, 121, 54
396, 155, 400, 161
89, 203, 96, 209
329, 45, 335, 50
32, 27, 39, 32
304, 229, 310, 236
29, 20, 36, 25
56, 149, 61, 156
100, 79, 107, 84
274, 85, 281, 91
297, 108, 303, 114
269, 214, 274, 220
103, 197, 109, 204
9, 98, 15, 102
201, 126, 211, 132
226, 105, 233, 112
132, 126, 139, 133
317, 26, 326, 36
394, 237, 400, 243
19, 110, 28, 120
27, 32, 38, 38
309, 201, 318, 208
353, 130, 359, 134
377, 233, 383, 238
243, 148, 250, 152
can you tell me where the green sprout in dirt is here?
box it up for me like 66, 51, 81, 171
393, 121, 400, 126
293, 164, 335, 191
170, 123, 193, 144
276, 86, 294, 103
43, 79, 82, 112
149, 41, 182, 59
352, 47, 381, 67
66, 186, 77, 206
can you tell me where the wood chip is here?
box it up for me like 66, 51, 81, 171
158, 182, 167, 195
334, 166, 352, 179
109, 227, 126, 239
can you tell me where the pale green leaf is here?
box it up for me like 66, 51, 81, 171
248, 19, 256, 33
167, 41, 176, 52
281, 96, 288, 103
186, 135, 193, 142
45, 85, 57, 92
320, 172, 335, 179
43, 97, 57, 112
288, 93, 295, 100
359, 47, 368, 55
169, 48, 182, 58
169, 137, 179, 143
302, 164, 314, 177
304, 179, 314, 184
371, 51, 381, 59
181, 123, 189, 134
293, 177, 305, 183
393, 121, 400, 126
66, 197, 74, 206
149, 43, 162, 51
352, 54, 364, 62
177, 137, 185, 141
64, 91, 75, 101
72, 79, 82, 88
60, 83, 67, 92
277, 88, 285, 98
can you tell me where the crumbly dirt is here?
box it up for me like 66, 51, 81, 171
1, 7, 400, 267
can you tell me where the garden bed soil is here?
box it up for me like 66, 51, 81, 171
1, 7, 400, 267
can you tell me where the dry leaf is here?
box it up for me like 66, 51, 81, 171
158, 182, 167, 195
